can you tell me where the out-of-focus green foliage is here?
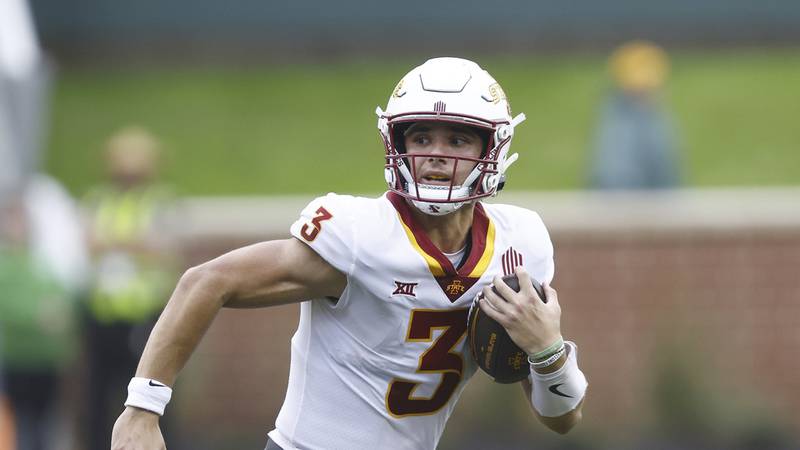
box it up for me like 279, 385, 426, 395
46, 49, 800, 196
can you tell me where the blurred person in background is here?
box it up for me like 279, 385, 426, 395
0, 0, 53, 201
0, 394, 12, 450
0, 221, 10, 450
0, 191, 81, 450
2, 1, 88, 448
1, 0, 87, 293
1, 357, 12, 450
82, 126, 178, 450
588, 40, 682, 189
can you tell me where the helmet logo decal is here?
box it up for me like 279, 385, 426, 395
433, 101, 447, 113
488, 83, 512, 115
392, 79, 406, 98
487, 83, 507, 104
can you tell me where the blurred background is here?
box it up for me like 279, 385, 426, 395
1, 0, 799, 448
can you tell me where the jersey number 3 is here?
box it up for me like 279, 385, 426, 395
300, 206, 332, 242
386, 309, 468, 417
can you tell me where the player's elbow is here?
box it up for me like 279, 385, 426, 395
537, 403, 584, 435
548, 408, 581, 435
175, 262, 232, 308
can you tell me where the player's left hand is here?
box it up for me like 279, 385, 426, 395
478, 266, 562, 355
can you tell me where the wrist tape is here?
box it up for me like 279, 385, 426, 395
530, 341, 588, 417
124, 377, 173, 416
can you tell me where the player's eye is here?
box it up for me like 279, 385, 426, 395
451, 136, 470, 146
412, 135, 430, 145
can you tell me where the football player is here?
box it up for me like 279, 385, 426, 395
111, 57, 588, 450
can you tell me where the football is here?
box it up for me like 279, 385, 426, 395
467, 273, 546, 383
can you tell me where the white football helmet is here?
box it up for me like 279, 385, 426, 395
376, 57, 525, 215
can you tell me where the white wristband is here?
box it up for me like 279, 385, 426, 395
124, 377, 173, 416
530, 341, 588, 418
528, 345, 566, 370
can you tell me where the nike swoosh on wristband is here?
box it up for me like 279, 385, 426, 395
548, 383, 573, 398
149, 380, 167, 388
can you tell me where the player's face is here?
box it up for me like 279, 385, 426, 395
404, 122, 484, 187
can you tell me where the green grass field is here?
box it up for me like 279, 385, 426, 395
46, 48, 800, 196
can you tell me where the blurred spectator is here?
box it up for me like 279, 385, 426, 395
0, 394, 13, 450
589, 40, 682, 189
82, 126, 178, 450
0, 0, 52, 202
0, 210, 6, 450
2, 1, 87, 448
0, 188, 81, 450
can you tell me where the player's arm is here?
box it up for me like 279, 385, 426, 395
521, 352, 585, 434
479, 267, 587, 435
137, 237, 344, 383
111, 237, 345, 449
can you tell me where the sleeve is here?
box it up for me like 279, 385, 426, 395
522, 210, 555, 286
289, 193, 358, 277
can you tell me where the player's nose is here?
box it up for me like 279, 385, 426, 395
426, 137, 452, 157
426, 146, 449, 165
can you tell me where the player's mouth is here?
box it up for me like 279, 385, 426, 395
420, 173, 453, 185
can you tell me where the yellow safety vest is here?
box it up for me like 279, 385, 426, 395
87, 186, 171, 324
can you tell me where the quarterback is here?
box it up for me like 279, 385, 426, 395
111, 57, 588, 449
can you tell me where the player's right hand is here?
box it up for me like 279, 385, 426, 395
479, 267, 562, 356
110, 407, 165, 450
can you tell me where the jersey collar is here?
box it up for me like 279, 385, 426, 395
388, 192, 495, 302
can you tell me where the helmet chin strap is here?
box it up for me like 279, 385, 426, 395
411, 198, 467, 216
408, 182, 471, 216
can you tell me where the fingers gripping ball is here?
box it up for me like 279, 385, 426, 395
467, 273, 546, 383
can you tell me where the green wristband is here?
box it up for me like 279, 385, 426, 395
529, 337, 564, 362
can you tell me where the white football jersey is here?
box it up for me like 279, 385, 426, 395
268, 192, 554, 450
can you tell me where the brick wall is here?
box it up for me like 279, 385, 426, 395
553, 228, 800, 436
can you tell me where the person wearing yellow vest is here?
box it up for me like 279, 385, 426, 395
82, 126, 178, 450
